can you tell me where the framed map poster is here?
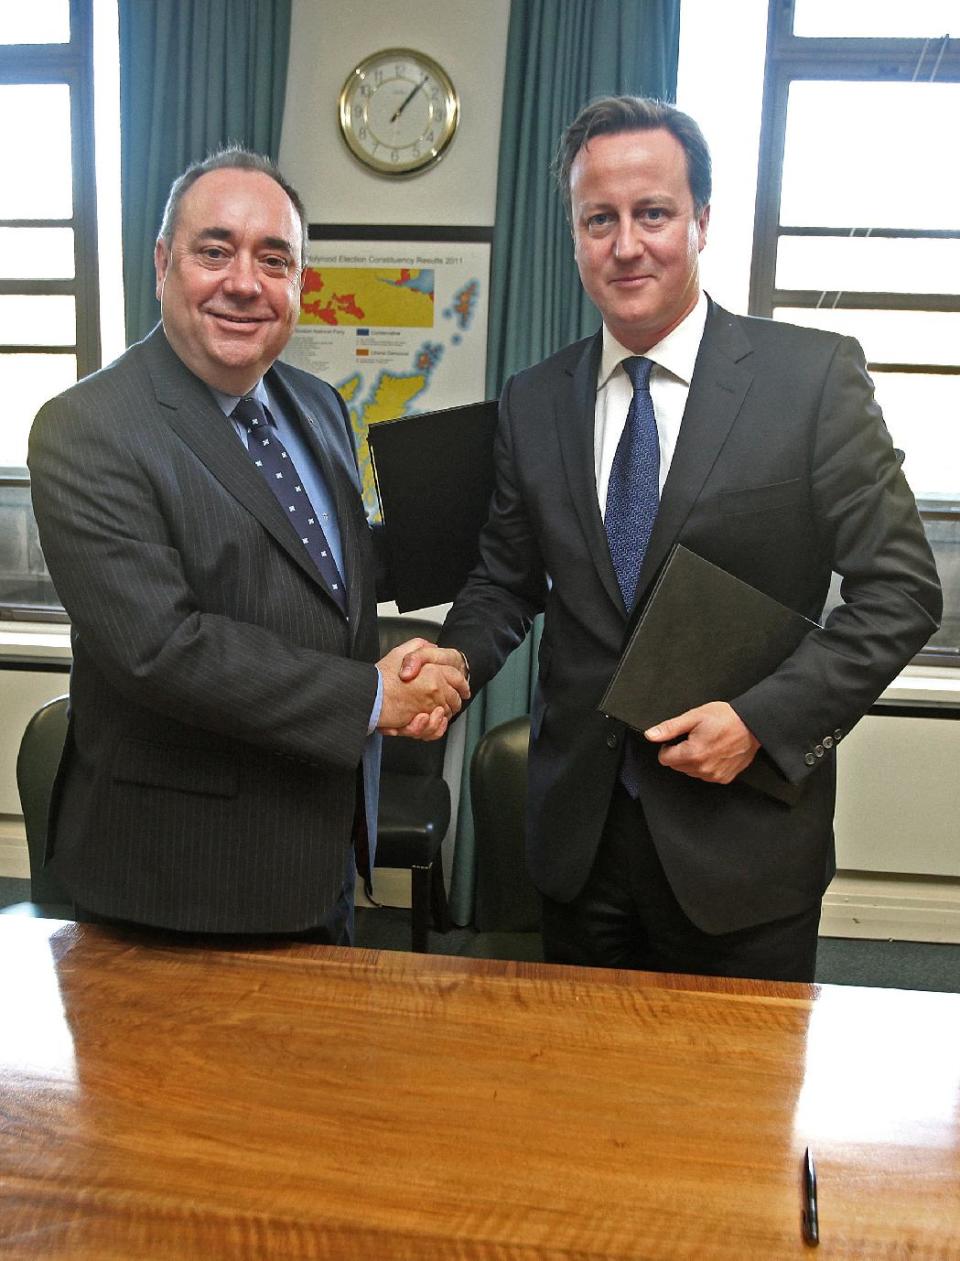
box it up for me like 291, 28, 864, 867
281, 226, 492, 519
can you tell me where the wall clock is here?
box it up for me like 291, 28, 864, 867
338, 48, 460, 177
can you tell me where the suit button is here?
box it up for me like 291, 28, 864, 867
815, 745, 824, 758
834, 729, 842, 740
606, 734, 619, 750
804, 752, 816, 766
823, 736, 834, 749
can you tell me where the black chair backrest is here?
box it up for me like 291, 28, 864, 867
16, 695, 70, 905
377, 616, 449, 777
470, 714, 541, 933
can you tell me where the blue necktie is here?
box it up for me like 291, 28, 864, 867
232, 397, 347, 614
605, 357, 659, 797
604, 356, 660, 612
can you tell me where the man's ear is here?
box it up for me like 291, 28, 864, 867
154, 238, 168, 301
697, 204, 711, 253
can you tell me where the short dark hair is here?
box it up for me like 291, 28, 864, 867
158, 147, 308, 268
554, 96, 712, 224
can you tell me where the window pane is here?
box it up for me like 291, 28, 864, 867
0, 0, 69, 43
774, 308, 960, 367
0, 84, 73, 219
781, 82, 957, 230
919, 517, 959, 660
776, 236, 960, 296
793, 0, 960, 37
0, 483, 61, 611
93, 0, 126, 363
0, 227, 74, 279
872, 373, 959, 498
0, 296, 75, 346
0, 353, 77, 468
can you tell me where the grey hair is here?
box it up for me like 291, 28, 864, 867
158, 147, 308, 267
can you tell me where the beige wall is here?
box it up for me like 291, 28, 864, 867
835, 714, 960, 878
279, 0, 510, 227
0, 671, 68, 817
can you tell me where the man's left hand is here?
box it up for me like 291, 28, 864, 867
644, 701, 760, 784
383, 707, 451, 741
377, 641, 470, 741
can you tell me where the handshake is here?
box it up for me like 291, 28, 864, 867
375, 638, 470, 742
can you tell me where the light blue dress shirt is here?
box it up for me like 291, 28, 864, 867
210, 381, 383, 731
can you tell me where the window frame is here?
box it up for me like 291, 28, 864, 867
750, 4, 960, 322
0, 0, 100, 378
749, 0, 960, 667
0, 0, 98, 622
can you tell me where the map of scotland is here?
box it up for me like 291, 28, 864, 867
285, 253, 487, 517
299, 267, 436, 329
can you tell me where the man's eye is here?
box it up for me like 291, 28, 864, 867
586, 214, 612, 232
199, 246, 229, 262
642, 208, 667, 223
261, 255, 292, 273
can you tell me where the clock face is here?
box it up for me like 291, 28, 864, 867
338, 48, 459, 176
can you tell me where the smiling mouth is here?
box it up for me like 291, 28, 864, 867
206, 310, 269, 326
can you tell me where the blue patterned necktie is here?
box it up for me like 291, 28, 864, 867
232, 397, 347, 614
604, 356, 660, 612
605, 357, 659, 798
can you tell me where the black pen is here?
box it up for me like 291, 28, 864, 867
802, 1146, 819, 1246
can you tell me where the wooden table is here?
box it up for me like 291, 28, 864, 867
1, 918, 958, 1258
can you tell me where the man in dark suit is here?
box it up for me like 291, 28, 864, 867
430, 97, 941, 981
29, 149, 468, 941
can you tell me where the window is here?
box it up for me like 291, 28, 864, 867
0, 0, 101, 619
750, 0, 960, 663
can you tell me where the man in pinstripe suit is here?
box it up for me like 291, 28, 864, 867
28, 150, 467, 940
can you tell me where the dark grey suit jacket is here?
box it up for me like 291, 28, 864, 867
440, 301, 942, 934
29, 327, 383, 933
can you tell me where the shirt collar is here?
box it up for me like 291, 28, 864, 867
209, 377, 269, 418
597, 291, 709, 390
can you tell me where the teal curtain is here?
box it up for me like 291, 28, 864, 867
119, 0, 292, 346
449, 0, 680, 925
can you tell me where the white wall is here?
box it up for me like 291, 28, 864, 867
279, 0, 510, 226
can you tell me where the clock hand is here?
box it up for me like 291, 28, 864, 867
390, 75, 428, 124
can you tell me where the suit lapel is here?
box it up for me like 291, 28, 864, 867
144, 330, 346, 610
270, 364, 366, 632
555, 333, 626, 616
633, 303, 755, 605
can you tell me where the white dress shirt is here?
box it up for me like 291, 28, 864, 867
595, 291, 709, 516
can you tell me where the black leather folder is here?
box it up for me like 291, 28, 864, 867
368, 400, 498, 612
600, 545, 820, 804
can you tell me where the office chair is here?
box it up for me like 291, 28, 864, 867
374, 616, 453, 952
0, 694, 73, 919
470, 714, 541, 933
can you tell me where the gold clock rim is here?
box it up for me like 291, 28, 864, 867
337, 47, 460, 177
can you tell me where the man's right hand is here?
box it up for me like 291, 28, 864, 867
376, 638, 470, 739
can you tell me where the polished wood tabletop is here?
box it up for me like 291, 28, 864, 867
1, 918, 958, 1259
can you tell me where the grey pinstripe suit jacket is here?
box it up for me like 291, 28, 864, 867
29, 326, 383, 932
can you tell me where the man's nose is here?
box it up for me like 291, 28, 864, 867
222, 253, 262, 295
613, 220, 644, 261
